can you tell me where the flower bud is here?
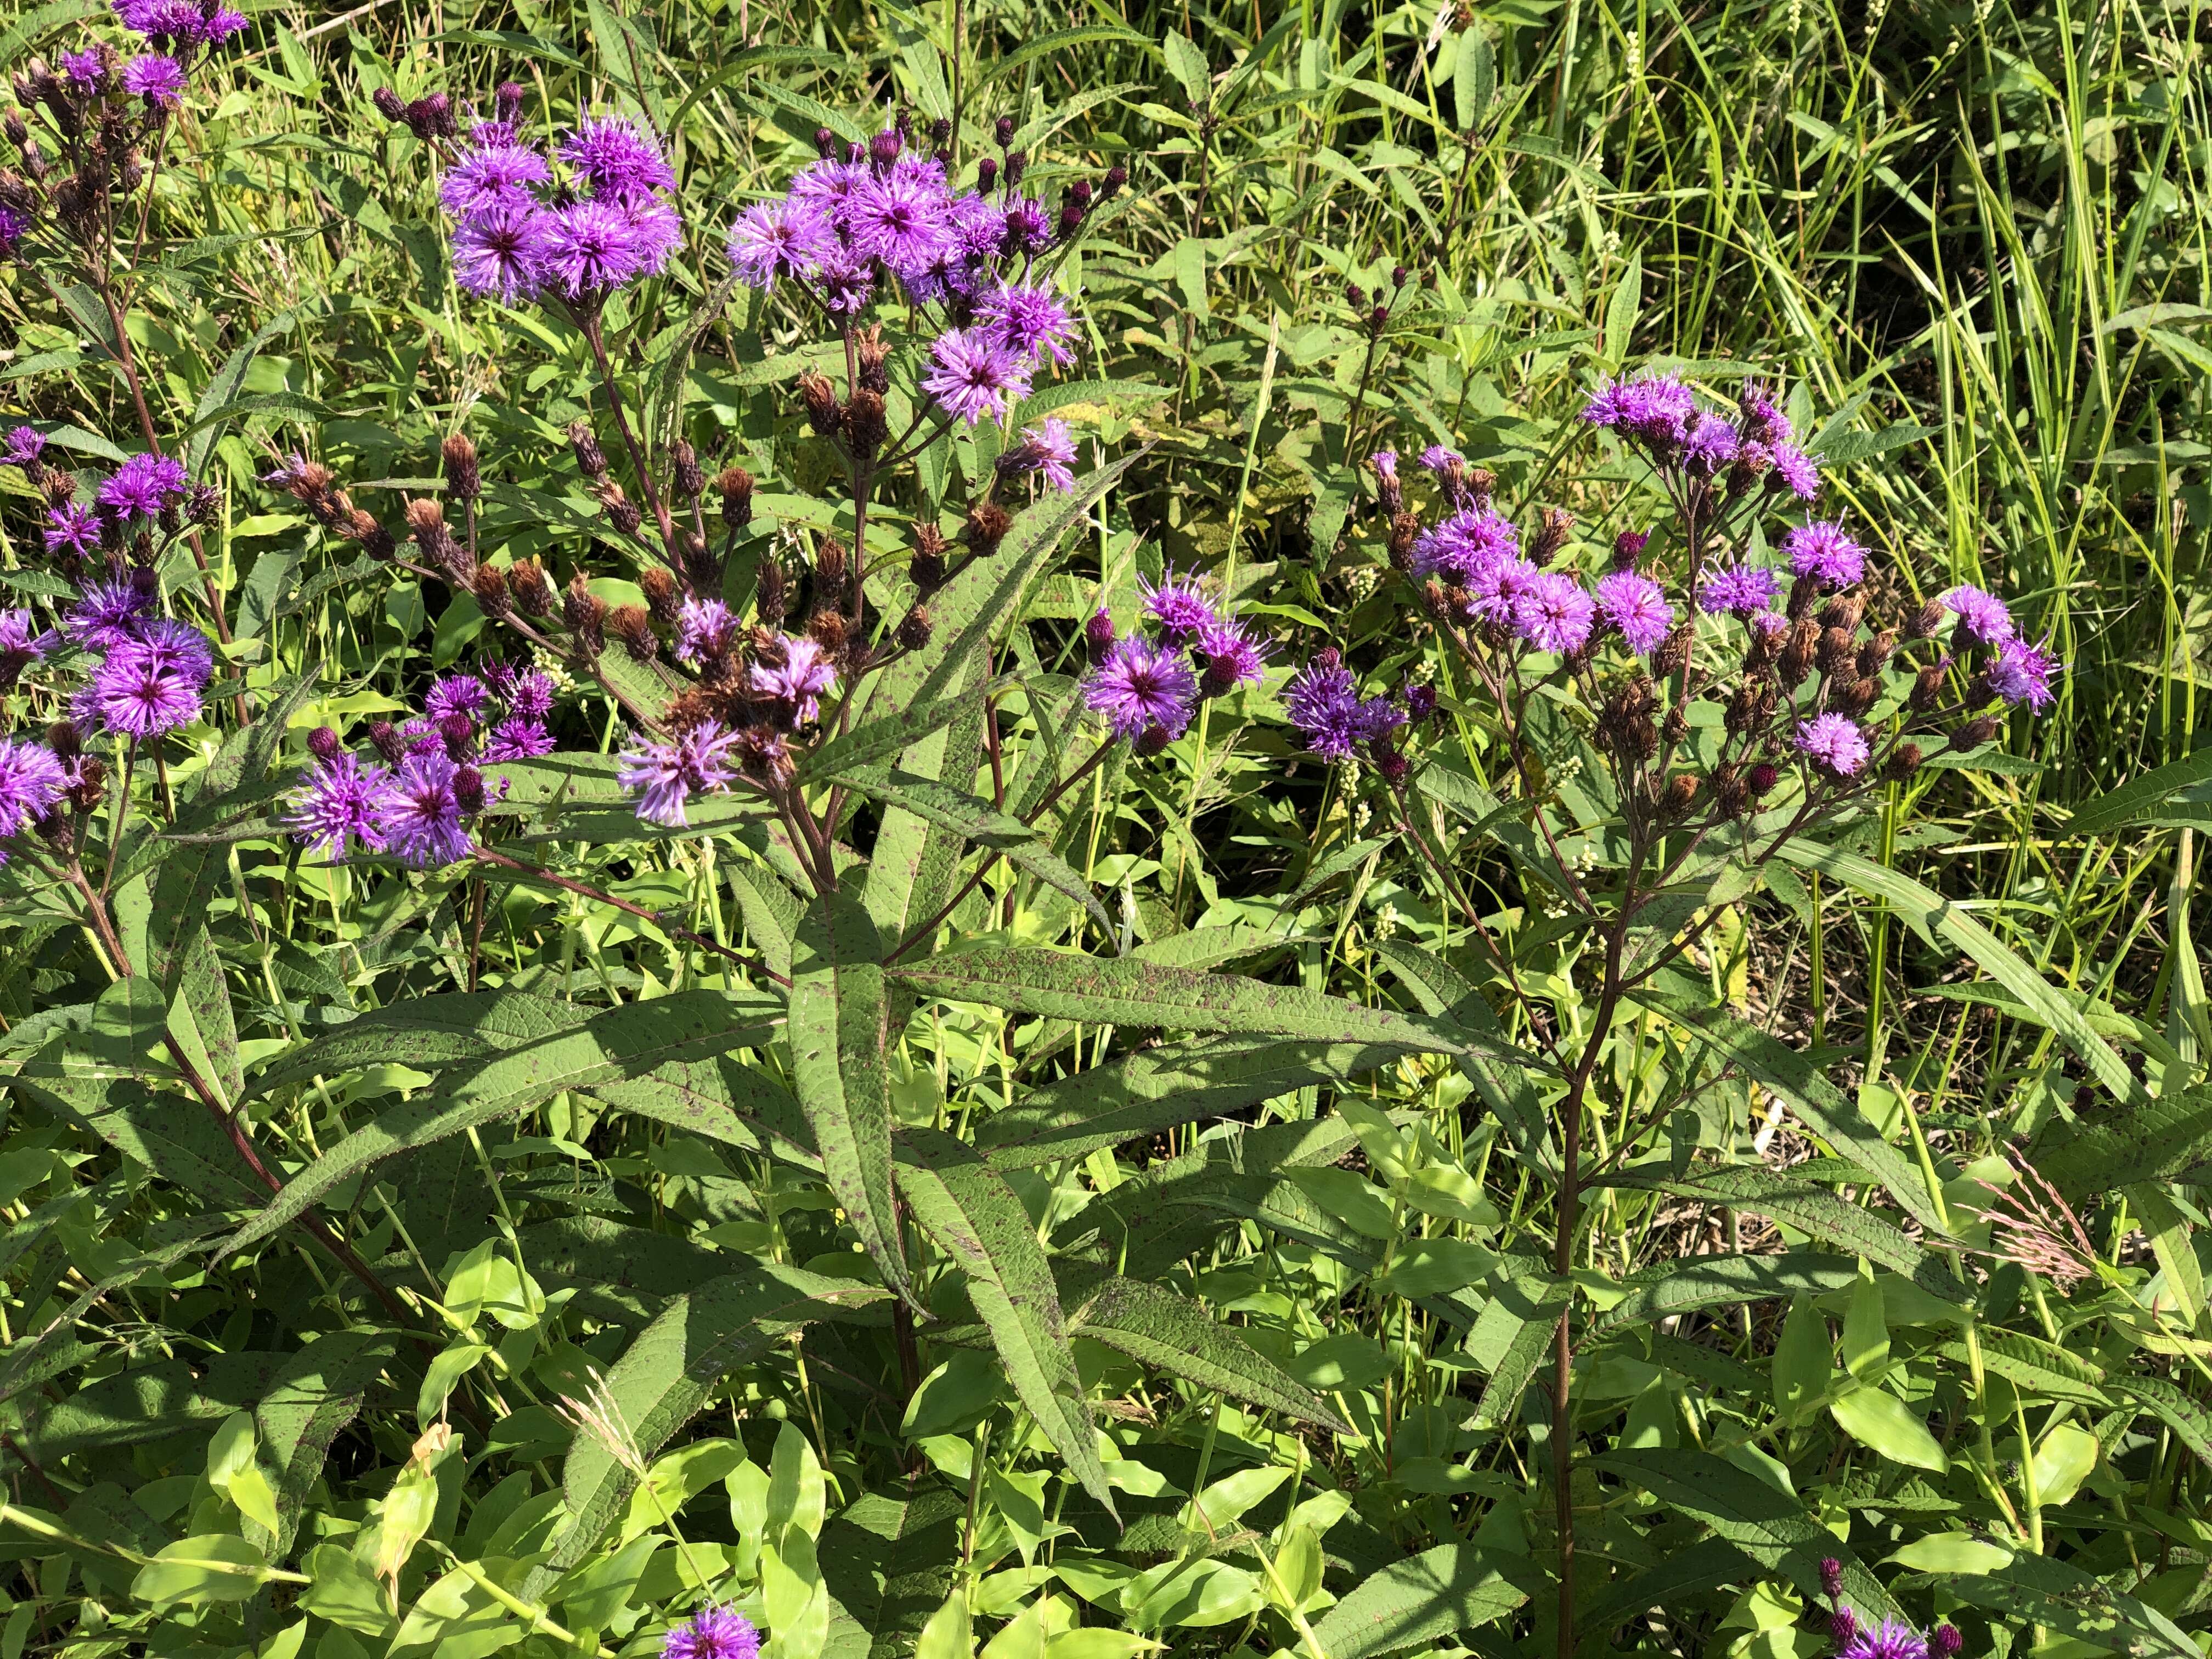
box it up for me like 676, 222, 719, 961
755, 555, 787, 624
371, 86, 405, 123
506, 557, 550, 618
453, 764, 486, 816
1133, 723, 1173, 758
910, 540, 946, 595
1406, 683, 1438, 724
1003, 149, 1026, 188
1748, 760, 1779, 796
844, 388, 888, 460
610, 603, 658, 661
1883, 741, 1923, 782
495, 80, 524, 123
1818, 594, 1865, 635
565, 571, 607, 654
928, 116, 951, 148
965, 500, 1012, 556
1835, 675, 1880, 717
307, 726, 342, 765
1856, 630, 1896, 677
868, 126, 901, 170
1612, 528, 1648, 569
351, 512, 397, 562
602, 487, 642, 538
814, 126, 838, 159
1375, 744, 1410, 786
976, 155, 997, 191
1085, 608, 1116, 662
1951, 714, 2000, 751
1346, 281, 1366, 309
717, 465, 754, 529
1908, 597, 1946, 639
441, 431, 480, 501
567, 420, 608, 478
1829, 1610, 1859, 1647
438, 712, 476, 761
995, 115, 1015, 146
1103, 163, 1128, 200
1530, 506, 1573, 567
896, 606, 932, 652
1930, 1624, 1962, 1659
1819, 1559, 1844, 1602
368, 718, 407, 764
471, 562, 511, 618
797, 370, 842, 436
1387, 511, 1420, 574
670, 440, 704, 501
640, 566, 681, 624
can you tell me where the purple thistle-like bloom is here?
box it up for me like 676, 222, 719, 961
661, 1606, 761, 1659
1596, 570, 1674, 653
1412, 507, 1519, 585
286, 752, 389, 861
1679, 414, 1740, 476
541, 198, 652, 295
1987, 637, 2059, 712
1940, 583, 2014, 646
377, 751, 473, 867
126, 617, 215, 687
1016, 418, 1077, 492
121, 53, 187, 107
482, 717, 555, 761
1513, 571, 1598, 654
424, 673, 486, 722
198, 5, 249, 41
60, 49, 108, 88
1700, 561, 1780, 617
675, 599, 738, 665
749, 636, 838, 724
45, 504, 101, 557
726, 197, 836, 289
814, 249, 878, 316
1837, 1618, 1929, 1659
504, 668, 556, 720
0, 608, 51, 662
65, 575, 155, 650
1283, 659, 1362, 759
1191, 614, 1270, 690
1739, 387, 1793, 445
1138, 569, 1220, 642
1768, 442, 1821, 500
846, 169, 955, 277
3, 427, 43, 469
945, 191, 1008, 261
922, 328, 1031, 425
1785, 520, 1866, 589
560, 116, 675, 202
0, 738, 67, 852
87, 648, 201, 739
622, 199, 685, 276
1417, 445, 1463, 478
788, 156, 868, 218
452, 206, 550, 302
98, 452, 190, 521
1796, 713, 1870, 777
0, 206, 24, 252
1001, 195, 1053, 253
1582, 374, 1698, 448
1462, 555, 1541, 629
1085, 636, 1198, 741
978, 283, 1079, 367
619, 722, 741, 829
441, 143, 551, 218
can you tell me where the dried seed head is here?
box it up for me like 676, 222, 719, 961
1386, 510, 1421, 574
639, 566, 681, 625
1779, 618, 1819, 689
1835, 675, 1880, 717
755, 556, 787, 624
964, 500, 1012, 556
1818, 594, 1865, 635
1856, 630, 1897, 677
603, 488, 642, 538
1951, 714, 2001, 751
1908, 597, 1946, 639
565, 572, 607, 655
854, 325, 891, 394
1883, 741, 1923, 782
716, 465, 754, 530
507, 557, 551, 618
671, 441, 704, 501
1530, 506, 1573, 567
609, 603, 658, 662
896, 606, 932, 652
807, 607, 849, 657
844, 388, 888, 460
1815, 625, 1856, 678
1909, 660, 1948, 712
1651, 624, 1694, 678
1665, 772, 1700, 815
812, 537, 849, 608
441, 432, 480, 501
471, 563, 511, 618
797, 370, 842, 436
1786, 572, 1820, 622
567, 420, 608, 478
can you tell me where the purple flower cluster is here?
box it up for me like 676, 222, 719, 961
1284, 649, 1411, 770
1583, 374, 1821, 502
47, 565, 215, 741
1082, 569, 1269, 751
442, 108, 682, 304
613, 627, 833, 825
0, 738, 69, 865
661, 1606, 760, 1659
112, 0, 247, 47
1817, 1561, 1961, 1659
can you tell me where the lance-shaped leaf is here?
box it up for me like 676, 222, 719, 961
1900, 1551, 2196, 1658
2031, 1085, 2212, 1199
1593, 1164, 1931, 1278
788, 894, 909, 1302
833, 764, 1114, 939
891, 946, 1547, 1072
1597, 1447, 1905, 1623
1307, 1543, 1526, 1657
216, 990, 784, 1256
1371, 937, 1556, 1171
895, 1128, 1116, 1519
1588, 1251, 1874, 1341
1469, 1273, 1570, 1431
1628, 969, 1949, 1236
801, 675, 1014, 783
251, 1331, 397, 1556
2119, 1375, 2212, 1465
1068, 1275, 1348, 1432
2067, 746, 2212, 836
531, 1266, 890, 1590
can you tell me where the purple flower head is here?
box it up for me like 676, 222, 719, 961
847, 168, 956, 277
661, 1606, 761, 1659
619, 722, 740, 828
399, 717, 446, 755
1785, 520, 1866, 589
1838, 1618, 1929, 1659
620, 199, 684, 277
424, 673, 486, 723
46, 504, 101, 557
87, 648, 202, 740
1986, 637, 2059, 713
1939, 584, 2014, 647
453, 206, 551, 303
560, 116, 675, 203
1412, 507, 1518, 586
1796, 713, 1870, 777
1768, 442, 1821, 500
286, 752, 390, 861
1191, 614, 1270, 692
1283, 658, 1365, 760
749, 636, 838, 724
978, 283, 1078, 368
923, 328, 1031, 425
65, 573, 156, 651
1596, 570, 1674, 654
1679, 414, 1740, 477
1700, 561, 1780, 618
1085, 636, 1198, 741
789, 156, 868, 218
1462, 555, 1541, 630
0, 738, 67, 843
504, 669, 556, 720
482, 717, 555, 761
3, 427, 44, 469
1582, 374, 1698, 448
377, 750, 473, 867
478, 661, 517, 704
1929, 1624, 1963, 1659
0, 608, 52, 662
120, 53, 187, 108
98, 452, 190, 521
675, 598, 738, 665
126, 617, 215, 687
1417, 445, 1463, 478
1512, 571, 1598, 655
1739, 386, 1794, 445
441, 143, 551, 219
541, 198, 654, 295
60, 49, 108, 89
726, 197, 836, 289
198, 7, 250, 42
1001, 195, 1053, 253
1006, 417, 1077, 492
0, 206, 24, 252
1371, 449, 1400, 484
1138, 568, 1220, 642
814, 249, 878, 316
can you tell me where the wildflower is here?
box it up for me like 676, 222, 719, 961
1417, 445, 1463, 478
0, 608, 52, 664
1001, 195, 1052, 252
87, 647, 203, 739
1768, 442, 1821, 500
1679, 414, 1740, 476
1004, 417, 1077, 491
1085, 636, 1197, 740
725, 197, 836, 288
1412, 508, 1519, 585
503, 669, 556, 720
0, 738, 66, 844
126, 617, 215, 687
748, 636, 837, 725
1191, 614, 1269, 692
286, 751, 389, 860
65, 574, 155, 651
452, 206, 550, 302
1784, 521, 1865, 589
540, 198, 653, 295
977, 283, 1078, 366
1463, 554, 1541, 630
1985, 636, 2058, 712
1138, 569, 1219, 641
1284, 656, 1396, 760
661, 1606, 761, 1659
440, 143, 551, 218
1796, 713, 1869, 778
1739, 386, 1793, 445
424, 674, 487, 723
1511, 571, 1597, 655
1836, 1618, 1929, 1659
98, 452, 190, 521
120, 53, 187, 107
922, 328, 1031, 425
60, 49, 109, 88
45, 504, 102, 557
1700, 561, 1779, 617
846, 169, 955, 277
788, 156, 868, 217
618, 723, 741, 828
3, 427, 44, 469
1582, 374, 1697, 449
1939, 583, 2013, 646
377, 750, 473, 867
560, 115, 676, 202
1596, 570, 1674, 654
482, 717, 555, 761
674, 600, 737, 667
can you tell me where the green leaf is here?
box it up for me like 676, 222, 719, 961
895, 1128, 1116, 1519
132, 1535, 276, 1609
1069, 1276, 1348, 1432
788, 894, 907, 1301
2033, 1085, 2212, 1198
252, 1331, 396, 1554
1939, 1328, 2109, 1408
1590, 1252, 1870, 1340
1903, 1552, 2196, 1658
1828, 1383, 1946, 1471
1306, 1543, 1525, 1658
1370, 938, 1556, 1171
1452, 27, 1495, 131
1469, 1274, 1570, 1431
980, 23, 1148, 80
801, 675, 1013, 783
2119, 1375, 2212, 1466
1593, 1164, 1928, 1277
1160, 31, 1210, 105
1596, 1447, 1905, 1623
2066, 746, 2212, 836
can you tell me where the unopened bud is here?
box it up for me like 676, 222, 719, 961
1102, 163, 1127, 199
368, 718, 407, 764
605, 491, 642, 537
994, 115, 1015, 147
1856, 630, 1896, 676
372, 86, 406, 123
453, 764, 486, 815
1930, 1624, 1962, 1659
976, 155, 997, 191
1003, 149, 1026, 188
1612, 528, 1649, 569
1133, 723, 1173, 758
1085, 608, 1116, 662
814, 126, 838, 159
438, 712, 476, 761
307, 726, 342, 765
868, 127, 901, 169
812, 537, 849, 609
495, 81, 524, 124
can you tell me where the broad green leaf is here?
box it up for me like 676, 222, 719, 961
1594, 1164, 1928, 1277
1903, 1551, 2195, 1658
1940, 1328, 2109, 1407
2067, 746, 2212, 835
2120, 1375, 2212, 1465
1590, 1252, 1869, 1340
2034, 1087, 2212, 1197
2034, 1422, 2098, 1507
1307, 1543, 1525, 1657
1469, 1274, 1570, 1431
1841, 1268, 1889, 1380
252, 1331, 395, 1554
1069, 1276, 1348, 1431
1888, 1532, 2015, 1573
1370, 937, 1556, 1170
1160, 31, 1210, 105
1770, 1296, 1831, 1419
801, 676, 1012, 783
895, 1129, 1115, 1518
1827, 1383, 1946, 1471
132, 1536, 275, 1609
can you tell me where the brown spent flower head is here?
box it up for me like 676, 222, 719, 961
797, 370, 842, 436
855, 325, 891, 394
1779, 618, 1819, 688
1786, 572, 1820, 622
507, 557, 551, 618
1833, 675, 1880, 718
471, 563, 511, 619
565, 571, 608, 655
609, 603, 658, 662
1883, 741, 1923, 782
1661, 705, 1689, 747
1463, 466, 1498, 503
896, 606, 933, 652
567, 420, 608, 479
1814, 625, 1857, 679
1818, 594, 1865, 635
600, 485, 643, 538
965, 500, 1012, 556
807, 607, 850, 659
716, 465, 754, 529
755, 556, 787, 624
1856, 629, 1897, 677
1714, 763, 1750, 817
844, 388, 888, 461
812, 537, 850, 613
441, 432, 481, 502
1387, 511, 1420, 574
1951, 714, 2001, 751
345, 509, 397, 562
1909, 661, 1948, 712
1651, 624, 1694, 679
1908, 596, 1946, 639
1664, 772, 1700, 815
639, 566, 681, 625
1530, 506, 1573, 567
671, 441, 705, 501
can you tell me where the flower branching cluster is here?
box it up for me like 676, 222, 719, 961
1079, 568, 1269, 753
1816, 1558, 1962, 1659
